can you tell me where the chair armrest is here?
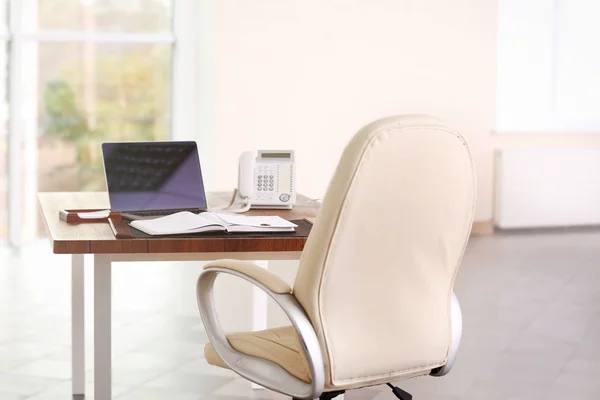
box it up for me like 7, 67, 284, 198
197, 262, 325, 400
431, 291, 463, 377
203, 260, 292, 294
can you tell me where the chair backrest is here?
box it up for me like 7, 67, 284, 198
293, 115, 476, 389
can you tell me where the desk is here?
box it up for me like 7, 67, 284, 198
38, 191, 319, 400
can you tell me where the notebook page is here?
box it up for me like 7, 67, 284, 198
209, 213, 297, 228
200, 212, 233, 227
130, 212, 224, 234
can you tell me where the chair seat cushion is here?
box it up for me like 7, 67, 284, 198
204, 326, 312, 383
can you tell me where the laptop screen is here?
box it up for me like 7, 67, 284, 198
102, 141, 207, 212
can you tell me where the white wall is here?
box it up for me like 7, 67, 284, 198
200, 0, 498, 222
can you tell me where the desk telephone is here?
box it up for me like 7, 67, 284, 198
228, 150, 296, 212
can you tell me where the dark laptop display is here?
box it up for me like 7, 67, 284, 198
102, 141, 207, 213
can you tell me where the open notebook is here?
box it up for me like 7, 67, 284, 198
129, 211, 297, 236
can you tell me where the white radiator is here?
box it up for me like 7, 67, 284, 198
495, 148, 600, 228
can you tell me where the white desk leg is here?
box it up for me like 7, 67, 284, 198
94, 255, 112, 400
71, 254, 85, 396
251, 260, 269, 390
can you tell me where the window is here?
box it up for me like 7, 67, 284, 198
2, 0, 198, 244
0, 1, 9, 241
497, 0, 600, 132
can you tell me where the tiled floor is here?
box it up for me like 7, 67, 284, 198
2, 230, 600, 399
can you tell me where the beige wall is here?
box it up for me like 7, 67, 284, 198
204, 0, 497, 222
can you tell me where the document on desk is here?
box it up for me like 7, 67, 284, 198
129, 211, 297, 236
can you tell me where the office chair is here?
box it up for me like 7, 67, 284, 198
197, 115, 476, 399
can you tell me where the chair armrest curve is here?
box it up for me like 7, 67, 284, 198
203, 259, 292, 294
197, 265, 324, 400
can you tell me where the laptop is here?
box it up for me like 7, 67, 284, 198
102, 141, 208, 220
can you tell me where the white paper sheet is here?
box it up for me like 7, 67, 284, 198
211, 213, 297, 228
77, 210, 111, 219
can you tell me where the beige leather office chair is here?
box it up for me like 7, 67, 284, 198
197, 115, 476, 400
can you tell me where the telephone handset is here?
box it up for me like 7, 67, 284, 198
237, 151, 256, 201
227, 150, 296, 213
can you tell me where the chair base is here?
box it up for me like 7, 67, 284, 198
293, 390, 345, 400
387, 383, 413, 400
293, 384, 412, 400
320, 390, 345, 400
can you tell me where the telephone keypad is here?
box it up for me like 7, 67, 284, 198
256, 166, 279, 199
258, 177, 273, 191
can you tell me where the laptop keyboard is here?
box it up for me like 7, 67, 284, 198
121, 209, 202, 220
127, 210, 176, 217
104, 143, 194, 192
